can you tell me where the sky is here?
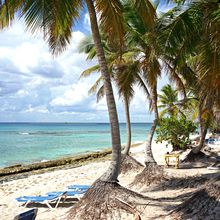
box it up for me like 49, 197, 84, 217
0, 1, 171, 123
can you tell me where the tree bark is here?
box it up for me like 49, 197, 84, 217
198, 102, 203, 137
123, 97, 132, 155
193, 121, 208, 154
86, 0, 121, 182
144, 85, 158, 165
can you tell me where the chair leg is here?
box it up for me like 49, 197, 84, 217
45, 201, 53, 210
62, 194, 68, 202
23, 200, 31, 208
55, 197, 62, 208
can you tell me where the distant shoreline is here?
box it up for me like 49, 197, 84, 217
0, 142, 144, 182
0, 122, 150, 168
0, 122, 153, 124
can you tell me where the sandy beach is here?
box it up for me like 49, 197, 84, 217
0, 141, 219, 220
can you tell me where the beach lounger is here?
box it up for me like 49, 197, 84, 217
14, 208, 38, 220
67, 184, 90, 191
16, 192, 66, 210
47, 190, 86, 200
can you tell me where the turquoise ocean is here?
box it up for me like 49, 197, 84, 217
0, 123, 152, 168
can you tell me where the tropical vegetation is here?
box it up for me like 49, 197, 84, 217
156, 117, 196, 150
0, 0, 220, 219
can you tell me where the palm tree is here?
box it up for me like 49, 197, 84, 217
85, 1, 122, 183
116, 61, 138, 155
78, 35, 137, 157
158, 84, 185, 118
124, 1, 160, 166
0, 0, 128, 218
74, 0, 162, 186
81, 1, 160, 166
161, 0, 220, 153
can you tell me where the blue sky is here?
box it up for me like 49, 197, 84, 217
0, 1, 172, 123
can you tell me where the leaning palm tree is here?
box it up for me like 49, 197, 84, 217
78, 35, 134, 155
125, 1, 185, 166
123, 1, 173, 188
0, 1, 148, 219
79, 35, 145, 173
124, 1, 158, 164
80, 1, 162, 179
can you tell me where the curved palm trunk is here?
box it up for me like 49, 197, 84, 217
86, 0, 121, 182
198, 102, 203, 137
193, 121, 208, 154
123, 97, 131, 155
145, 85, 158, 165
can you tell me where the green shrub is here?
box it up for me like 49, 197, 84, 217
156, 117, 196, 150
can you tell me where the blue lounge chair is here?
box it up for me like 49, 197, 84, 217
47, 190, 86, 200
67, 184, 90, 191
16, 192, 66, 210
14, 208, 38, 220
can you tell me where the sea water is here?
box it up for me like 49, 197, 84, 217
0, 123, 152, 168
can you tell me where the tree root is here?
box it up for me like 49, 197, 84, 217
114, 198, 141, 220
169, 175, 220, 220
120, 154, 144, 174
67, 180, 150, 220
182, 149, 207, 163
129, 163, 167, 188
152, 175, 209, 191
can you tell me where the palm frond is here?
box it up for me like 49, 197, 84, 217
123, 2, 147, 35
78, 36, 95, 54
135, 74, 151, 100
159, 4, 201, 59
80, 65, 100, 79
131, 0, 156, 29
159, 108, 168, 118
141, 57, 161, 90
198, 43, 220, 109
95, 0, 125, 48
164, 60, 186, 97
96, 85, 105, 102
115, 62, 137, 103
88, 76, 103, 95
78, 34, 111, 60
23, 0, 83, 55
0, 0, 24, 29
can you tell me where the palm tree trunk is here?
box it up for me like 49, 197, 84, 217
123, 97, 131, 155
198, 102, 203, 137
193, 121, 208, 154
86, 0, 121, 182
145, 85, 158, 165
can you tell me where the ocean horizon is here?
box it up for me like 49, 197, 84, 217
0, 122, 152, 168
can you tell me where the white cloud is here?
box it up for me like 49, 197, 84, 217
50, 81, 91, 107
83, 13, 91, 31
16, 89, 29, 97
24, 105, 49, 113
91, 98, 108, 111
0, 16, 163, 122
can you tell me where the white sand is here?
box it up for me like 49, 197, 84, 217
0, 141, 219, 220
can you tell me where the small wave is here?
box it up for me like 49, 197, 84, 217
28, 131, 74, 136
19, 132, 29, 135
40, 160, 49, 162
